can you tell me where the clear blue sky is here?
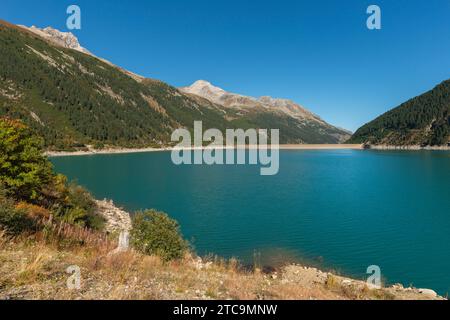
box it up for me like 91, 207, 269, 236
2, 0, 450, 131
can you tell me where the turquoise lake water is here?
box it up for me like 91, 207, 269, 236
51, 150, 450, 295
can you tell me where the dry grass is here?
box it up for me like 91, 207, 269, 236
0, 227, 442, 300
15, 245, 54, 285
268, 283, 342, 300
325, 274, 397, 300
35, 217, 113, 250
224, 273, 265, 300
0, 229, 7, 249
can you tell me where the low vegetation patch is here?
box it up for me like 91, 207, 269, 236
0, 117, 105, 233
131, 210, 188, 261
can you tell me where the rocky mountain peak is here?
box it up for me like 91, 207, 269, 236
180, 80, 324, 122
181, 80, 228, 104
21, 25, 91, 55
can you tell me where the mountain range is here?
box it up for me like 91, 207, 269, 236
2, 19, 448, 149
0, 20, 351, 150
180, 80, 335, 126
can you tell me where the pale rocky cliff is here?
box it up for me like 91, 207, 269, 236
21, 25, 91, 55
180, 80, 352, 141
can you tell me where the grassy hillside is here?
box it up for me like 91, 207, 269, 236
0, 20, 349, 150
349, 80, 450, 146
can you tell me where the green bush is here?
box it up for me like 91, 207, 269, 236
84, 213, 106, 231
65, 183, 104, 229
51, 182, 105, 230
66, 183, 96, 212
60, 207, 88, 225
131, 210, 188, 261
0, 118, 105, 231
0, 185, 36, 235
0, 118, 54, 202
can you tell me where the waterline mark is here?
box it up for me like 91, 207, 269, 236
171, 121, 279, 176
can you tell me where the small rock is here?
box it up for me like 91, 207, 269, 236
366, 283, 381, 290
392, 283, 404, 290
418, 288, 437, 298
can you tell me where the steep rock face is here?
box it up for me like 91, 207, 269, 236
20, 25, 91, 55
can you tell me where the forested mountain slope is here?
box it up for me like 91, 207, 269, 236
0, 20, 350, 150
349, 80, 450, 146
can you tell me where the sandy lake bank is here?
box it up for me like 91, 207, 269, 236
45, 144, 364, 157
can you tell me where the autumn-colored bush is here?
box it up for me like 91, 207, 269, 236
15, 202, 51, 219
0, 186, 36, 235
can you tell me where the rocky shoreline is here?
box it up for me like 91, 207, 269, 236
95, 199, 132, 234
189, 258, 444, 300
279, 265, 443, 300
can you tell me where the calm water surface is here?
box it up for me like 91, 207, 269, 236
51, 150, 450, 295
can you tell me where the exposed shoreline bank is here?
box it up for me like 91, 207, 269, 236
44, 143, 450, 158
367, 145, 450, 151
95, 199, 132, 234
45, 144, 364, 157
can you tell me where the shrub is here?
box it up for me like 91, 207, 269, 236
0, 118, 54, 202
61, 207, 88, 225
63, 183, 104, 230
0, 118, 105, 232
84, 213, 106, 231
0, 186, 36, 235
56, 202, 105, 230
66, 182, 96, 213
47, 179, 104, 230
15, 202, 51, 219
93, 142, 105, 150
130, 210, 188, 261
